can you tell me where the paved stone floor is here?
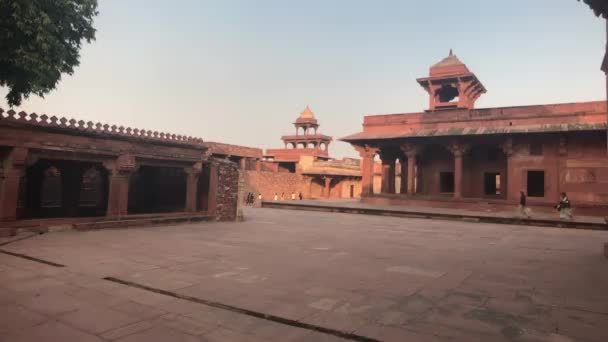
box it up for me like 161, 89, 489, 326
1, 208, 607, 342
269, 199, 607, 225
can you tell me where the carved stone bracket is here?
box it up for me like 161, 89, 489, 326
354, 145, 379, 159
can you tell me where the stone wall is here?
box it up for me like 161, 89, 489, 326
243, 170, 303, 200
213, 159, 239, 221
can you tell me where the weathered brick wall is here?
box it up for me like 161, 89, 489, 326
243, 170, 303, 200
214, 159, 239, 221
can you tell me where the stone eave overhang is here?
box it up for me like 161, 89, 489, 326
301, 169, 361, 177
340, 122, 608, 143
416, 72, 487, 95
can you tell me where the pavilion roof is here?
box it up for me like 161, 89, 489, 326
340, 122, 608, 142
432, 51, 464, 68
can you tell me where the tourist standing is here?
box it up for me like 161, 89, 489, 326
556, 192, 572, 220
298, 192, 303, 200
519, 191, 531, 218
281, 192, 285, 200
273, 193, 278, 201
291, 192, 296, 200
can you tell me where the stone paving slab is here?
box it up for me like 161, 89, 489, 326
265, 199, 607, 228
0, 207, 607, 341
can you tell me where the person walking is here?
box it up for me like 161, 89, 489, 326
556, 192, 573, 220
298, 192, 303, 200
273, 192, 278, 201
519, 191, 531, 218
281, 192, 285, 200
291, 192, 296, 200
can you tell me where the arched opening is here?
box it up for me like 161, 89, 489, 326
78, 166, 108, 217
417, 145, 454, 195
41, 166, 62, 210
463, 145, 507, 199
20, 159, 108, 218
436, 84, 459, 103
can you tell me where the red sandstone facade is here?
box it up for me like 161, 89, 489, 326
343, 52, 608, 215
205, 108, 363, 201
0, 108, 239, 236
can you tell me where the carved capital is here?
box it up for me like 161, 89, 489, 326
104, 154, 138, 175
185, 161, 203, 176
354, 145, 379, 159
558, 135, 567, 156
500, 138, 514, 157
447, 142, 470, 157
399, 143, 418, 158
3, 147, 28, 169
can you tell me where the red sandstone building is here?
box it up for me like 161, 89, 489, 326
342, 52, 608, 215
0, 109, 239, 236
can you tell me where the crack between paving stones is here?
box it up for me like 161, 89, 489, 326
103, 276, 379, 342
0, 249, 65, 267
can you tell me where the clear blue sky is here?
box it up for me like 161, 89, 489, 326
1, 0, 606, 158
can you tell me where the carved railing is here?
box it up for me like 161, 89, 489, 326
0, 108, 204, 146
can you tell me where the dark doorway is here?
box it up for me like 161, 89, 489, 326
349, 185, 354, 198
439, 172, 454, 193
128, 166, 187, 214
484, 173, 501, 195
278, 162, 296, 173
527, 171, 545, 197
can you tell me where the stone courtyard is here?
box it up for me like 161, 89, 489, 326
1, 208, 607, 342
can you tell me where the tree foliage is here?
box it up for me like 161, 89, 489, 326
579, 0, 608, 19
0, 0, 98, 106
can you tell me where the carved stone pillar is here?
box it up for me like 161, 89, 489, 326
355, 145, 379, 197
501, 138, 516, 200
104, 154, 137, 218
398, 155, 408, 194
0, 147, 28, 224
400, 144, 418, 195
239, 158, 246, 170
185, 162, 202, 212
206, 161, 219, 215
380, 150, 397, 194
322, 177, 331, 198
448, 143, 470, 199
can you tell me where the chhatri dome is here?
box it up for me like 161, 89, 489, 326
295, 105, 319, 125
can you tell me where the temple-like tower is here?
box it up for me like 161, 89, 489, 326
416, 50, 486, 111
281, 106, 332, 153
